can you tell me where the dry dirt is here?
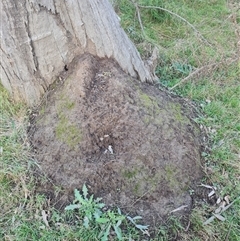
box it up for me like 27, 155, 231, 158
29, 54, 203, 227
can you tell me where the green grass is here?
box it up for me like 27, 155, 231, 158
175, 64, 240, 240
114, 0, 240, 240
118, 0, 240, 240
1, 0, 240, 240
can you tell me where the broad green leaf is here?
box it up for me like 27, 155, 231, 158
78, 197, 86, 205
113, 225, 122, 240
98, 203, 105, 208
117, 207, 122, 215
116, 219, 123, 227
115, 215, 125, 222
86, 211, 92, 221
64, 204, 81, 210
96, 217, 110, 224
93, 211, 101, 220
96, 208, 103, 215
82, 183, 88, 199
95, 197, 103, 202
89, 194, 94, 203
107, 210, 114, 219
74, 189, 82, 201
83, 216, 89, 228
101, 224, 111, 241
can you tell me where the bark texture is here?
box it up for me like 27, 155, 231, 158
1, 0, 152, 105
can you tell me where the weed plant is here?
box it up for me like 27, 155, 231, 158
65, 184, 149, 241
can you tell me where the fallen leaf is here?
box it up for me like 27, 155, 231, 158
224, 195, 230, 205
199, 183, 214, 189
213, 213, 225, 222
214, 207, 222, 214
208, 190, 215, 197
216, 197, 221, 204
204, 196, 240, 225
221, 201, 235, 213
42, 210, 49, 227
220, 201, 226, 208
108, 145, 113, 154
203, 216, 215, 225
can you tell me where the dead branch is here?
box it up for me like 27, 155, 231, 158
170, 57, 239, 90
170, 63, 217, 90
130, 0, 145, 36
138, 4, 212, 46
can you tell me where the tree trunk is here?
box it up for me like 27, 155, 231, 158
1, 0, 152, 106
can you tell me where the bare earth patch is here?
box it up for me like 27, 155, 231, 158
29, 54, 203, 226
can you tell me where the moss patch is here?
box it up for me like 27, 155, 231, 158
57, 94, 75, 113
165, 164, 180, 191
55, 114, 81, 149
54, 91, 79, 149
122, 164, 161, 197
138, 89, 163, 125
139, 92, 154, 109
169, 102, 190, 124
122, 169, 138, 179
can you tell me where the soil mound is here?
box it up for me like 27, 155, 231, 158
29, 54, 203, 225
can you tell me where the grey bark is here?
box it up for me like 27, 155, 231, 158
0, 0, 152, 106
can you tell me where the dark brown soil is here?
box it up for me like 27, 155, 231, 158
29, 54, 203, 227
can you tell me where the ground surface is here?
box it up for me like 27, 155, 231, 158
29, 54, 203, 226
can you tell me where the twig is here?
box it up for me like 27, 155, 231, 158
170, 63, 217, 90
125, 189, 152, 216
199, 183, 216, 189
129, 189, 152, 208
170, 57, 239, 90
130, 0, 145, 36
138, 5, 212, 46
169, 205, 188, 214
184, 220, 191, 232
